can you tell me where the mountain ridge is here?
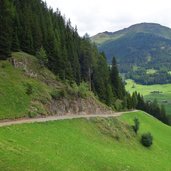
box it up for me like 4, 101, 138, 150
92, 23, 171, 45
91, 23, 171, 84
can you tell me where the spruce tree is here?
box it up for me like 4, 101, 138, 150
80, 36, 92, 84
0, 0, 13, 59
132, 91, 138, 108
11, 9, 20, 52
11, 27, 20, 52
106, 84, 115, 107
127, 93, 133, 109
110, 57, 125, 99
160, 105, 166, 117
91, 52, 116, 106
133, 118, 140, 134
36, 47, 48, 67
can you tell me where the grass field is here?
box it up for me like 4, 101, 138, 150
126, 79, 171, 115
0, 111, 171, 171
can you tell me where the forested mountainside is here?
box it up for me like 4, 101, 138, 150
91, 23, 171, 84
0, 0, 126, 110
0, 0, 170, 125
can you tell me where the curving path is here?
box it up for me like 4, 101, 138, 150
0, 110, 138, 127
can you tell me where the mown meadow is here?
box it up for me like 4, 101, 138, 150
0, 111, 171, 171
126, 79, 171, 115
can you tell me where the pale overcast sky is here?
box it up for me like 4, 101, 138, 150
44, 0, 171, 36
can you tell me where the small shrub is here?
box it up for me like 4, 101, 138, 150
77, 82, 89, 98
113, 134, 120, 141
141, 132, 153, 147
28, 110, 37, 118
70, 83, 78, 96
1, 63, 6, 68
114, 99, 123, 111
28, 105, 37, 118
51, 89, 66, 100
28, 101, 46, 118
25, 83, 33, 95
69, 82, 89, 98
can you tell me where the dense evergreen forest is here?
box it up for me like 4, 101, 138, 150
126, 68, 171, 85
0, 0, 126, 108
0, 0, 170, 125
104, 32, 171, 84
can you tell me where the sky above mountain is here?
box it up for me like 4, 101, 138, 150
45, 0, 171, 36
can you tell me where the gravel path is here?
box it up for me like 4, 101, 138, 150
0, 110, 138, 127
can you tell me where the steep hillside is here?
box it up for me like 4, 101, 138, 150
0, 52, 111, 120
91, 23, 171, 84
0, 0, 128, 111
0, 111, 171, 170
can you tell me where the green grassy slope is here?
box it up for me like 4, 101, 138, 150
126, 79, 171, 115
0, 51, 110, 120
0, 52, 58, 119
0, 111, 171, 171
0, 52, 97, 120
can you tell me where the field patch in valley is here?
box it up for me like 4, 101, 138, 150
126, 79, 171, 115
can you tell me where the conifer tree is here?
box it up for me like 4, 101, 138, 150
19, 2, 34, 54
80, 36, 93, 84
0, 0, 13, 59
106, 84, 115, 107
92, 54, 108, 103
160, 105, 166, 117
110, 57, 125, 99
132, 91, 138, 108
11, 8, 20, 52
11, 28, 20, 52
127, 93, 133, 109
36, 47, 48, 67
133, 118, 140, 134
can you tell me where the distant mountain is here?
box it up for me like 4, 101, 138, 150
91, 23, 171, 84
92, 23, 171, 46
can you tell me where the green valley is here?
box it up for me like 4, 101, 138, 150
0, 0, 171, 170
126, 79, 171, 116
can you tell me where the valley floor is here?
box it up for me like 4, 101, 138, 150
126, 79, 171, 115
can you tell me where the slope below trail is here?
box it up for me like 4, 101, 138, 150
0, 110, 138, 127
